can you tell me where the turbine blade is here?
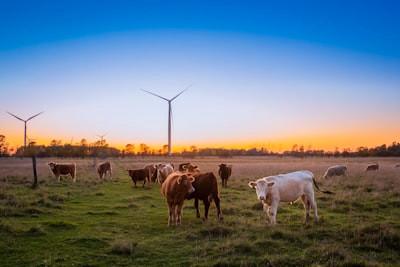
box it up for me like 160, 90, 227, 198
140, 89, 169, 101
170, 84, 192, 101
6, 111, 25, 122
27, 111, 44, 121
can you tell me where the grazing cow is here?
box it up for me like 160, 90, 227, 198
144, 164, 158, 183
157, 163, 174, 184
128, 169, 150, 187
322, 165, 347, 179
48, 162, 76, 182
366, 164, 379, 171
161, 172, 195, 226
97, 161, 112, 179
248, 170, 333, 225
186, 172, 223, 221
218, 164, 232, 187
395, 164, 400, 168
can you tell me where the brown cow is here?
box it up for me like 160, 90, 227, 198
128, 169, 151, 187
97, 161, 112, 179
218, 164, 232, 187
48, 162, 76, 182
186, 172, 223, 221
161, 172, 195, 226
366, 164, 379, 171
144, 164, 158, 183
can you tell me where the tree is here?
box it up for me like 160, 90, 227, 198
125, 144, 135, 156
0, 135, 9, 156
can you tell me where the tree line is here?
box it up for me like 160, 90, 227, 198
0, 134, 399, 158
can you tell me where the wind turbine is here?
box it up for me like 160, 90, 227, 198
141, 85, 191, 156
6, 111, 44, 150
96, 134, 107, 146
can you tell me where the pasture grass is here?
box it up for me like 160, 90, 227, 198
0, 156, 399, 266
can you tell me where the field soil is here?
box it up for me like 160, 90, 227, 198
1, 156, 399, 267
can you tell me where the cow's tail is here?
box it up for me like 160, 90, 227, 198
313, 177, 334, 194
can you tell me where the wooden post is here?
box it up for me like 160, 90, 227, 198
32, 155, 38, 188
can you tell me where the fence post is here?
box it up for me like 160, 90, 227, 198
32, 155, 38, 188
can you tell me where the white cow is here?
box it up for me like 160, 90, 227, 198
157, 163, 174, 184
323, 165, 347, 179
248, 170, 333, 225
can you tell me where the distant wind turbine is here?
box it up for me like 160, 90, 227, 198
6, 111, 44, 150
141, 85, 192, 156
96, 134, 107, 146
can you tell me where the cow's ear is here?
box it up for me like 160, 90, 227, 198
248, 181, 257, 189
267, 182, 275, 187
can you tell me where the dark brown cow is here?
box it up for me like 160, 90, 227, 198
97, 161, 112, 179
218, 164, 232, 187
48, 162, 76, 182
128, 169, 151, 187
366, 164, 379, 171
161, 172, 195, 226
186, 172, 223, 221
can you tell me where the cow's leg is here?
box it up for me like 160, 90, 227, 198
263, 204, 271, 224
167, 202, 174, 226
71, 172, 76, 183
57, 174, 60, 182
309, 193, 319, 223
214, 196, 223, 221
176, 202, 183, 225
194, 198, 200, 218
301, 195, 311, 224
203, 199, 210, 221
269, 201, 278, 225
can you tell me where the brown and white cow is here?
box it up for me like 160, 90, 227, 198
157, 163, 174, 184
248, 170, 333, 225
144, 164, 158, 183
218, 164, 232, 187
161, 172, 195, 226
186, 172, 223, 221
179, 162, 200, 173
97, 161, 112, 179
48, 162, 76, 182
128, 169, 151, 187
366, 164, 379, 171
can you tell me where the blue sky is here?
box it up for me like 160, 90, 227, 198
0, 1, 399, 151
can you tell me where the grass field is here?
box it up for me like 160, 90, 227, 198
1, 156, 400, 267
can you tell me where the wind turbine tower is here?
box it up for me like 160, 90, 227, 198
6, 111, 44, 150
141, 85, 191, 156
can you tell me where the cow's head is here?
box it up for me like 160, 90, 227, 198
48, 162, 56, 170
248, 179, 274, 201
177, 174, 195, 194
219, 164, 226, 168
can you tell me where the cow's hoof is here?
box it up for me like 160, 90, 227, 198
218, 216, 224, 221
196, 214, 201, 218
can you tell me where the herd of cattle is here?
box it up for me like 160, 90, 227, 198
47, 161, 389, 226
